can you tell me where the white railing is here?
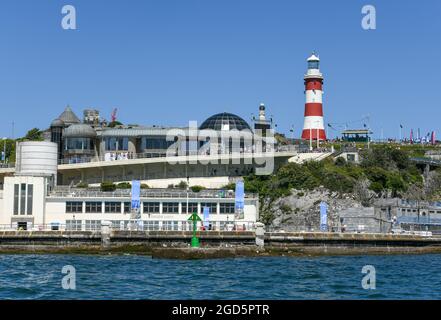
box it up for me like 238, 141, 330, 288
0, 221, 257, 232
48, 188, 256, 199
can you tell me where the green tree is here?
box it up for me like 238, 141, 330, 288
23, 128, 43, 141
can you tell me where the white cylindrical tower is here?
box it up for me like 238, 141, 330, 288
301, 53, 326, 141
15, 141, 58, 177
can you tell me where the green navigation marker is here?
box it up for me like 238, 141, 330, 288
188, 212, 202, 248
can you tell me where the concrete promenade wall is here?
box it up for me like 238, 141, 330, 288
1, 231, 441, 257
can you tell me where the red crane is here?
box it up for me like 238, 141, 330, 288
111, 108, 118, 122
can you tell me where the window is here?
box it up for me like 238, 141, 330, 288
85, 202, 102, 213
105, 202, 121, 213
143, 202, 160, 214
13, 184, 19, 215
144, 220, 160, 231
200, 202, 217, 214
181, 202, 198, 214
20, 183, 26, 215
65, 138, 92, 150
66, 201, 83, 213
308, 61, 319, 69
66, 220, 82, 231
162, 202, 179, 214
123, 202, 131, 214
27, 184, 33, 215
141, 137, 174, 150
162, 221, 179, 231
85, 220, 101, 231
220, 203, 235, 214
181, 221, 192, 231
105, 137, 128, 151
111, 220, 122, 230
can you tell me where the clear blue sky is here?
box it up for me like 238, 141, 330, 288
0, 0, 440, 140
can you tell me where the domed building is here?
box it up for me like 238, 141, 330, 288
200, 112, 252, 131
63, 123, 97, 161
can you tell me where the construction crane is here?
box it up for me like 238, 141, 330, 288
111, 108, 118, 122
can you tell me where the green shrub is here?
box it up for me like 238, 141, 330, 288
141, 183, 150, 189
190, 185, 205, 193
176, 181, 188, 189
76, 182, 88, 188
221, 183, 236, 190
116, 182, 131, 189
101, 181, 116, 192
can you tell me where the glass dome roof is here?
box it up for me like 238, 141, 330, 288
200, 112, 251, 131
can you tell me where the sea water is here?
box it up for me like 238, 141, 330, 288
0, 254, 440, 299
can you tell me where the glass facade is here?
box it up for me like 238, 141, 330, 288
65, 138, 93, 150
141, 137, 174, 150
104, 137, 128, 151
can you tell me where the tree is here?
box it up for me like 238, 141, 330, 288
23, 128, 43, 141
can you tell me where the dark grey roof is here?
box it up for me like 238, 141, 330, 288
200, 112, 251, 131
58, 106, 80, 125
64, 123, 97, 138
50, 118, 65, 127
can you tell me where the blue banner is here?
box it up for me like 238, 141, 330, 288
235, 181, 245, 219
131, 180, 141, 211
203, 206, 210, 228
320, 201, 328, 232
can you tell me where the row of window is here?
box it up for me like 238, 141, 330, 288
65, 220, 238, 231
65, 201, 236, 214
399, 208, 441, 214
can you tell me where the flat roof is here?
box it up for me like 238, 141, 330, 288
342, 129, 373, 135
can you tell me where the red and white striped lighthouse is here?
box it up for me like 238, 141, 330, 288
301, 53, 326, 141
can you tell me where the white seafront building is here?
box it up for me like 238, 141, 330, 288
0, 141, 259, 231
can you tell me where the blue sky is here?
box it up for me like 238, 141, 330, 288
0, 0, 440, 140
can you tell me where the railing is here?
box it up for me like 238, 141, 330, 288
58, 146, 299, 165
48, 187, 256, 199
0, 220, 257, 232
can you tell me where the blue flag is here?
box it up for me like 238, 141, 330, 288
203, 206, 210, 228
131, 180, 141, 211
320, 201, 328, 232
